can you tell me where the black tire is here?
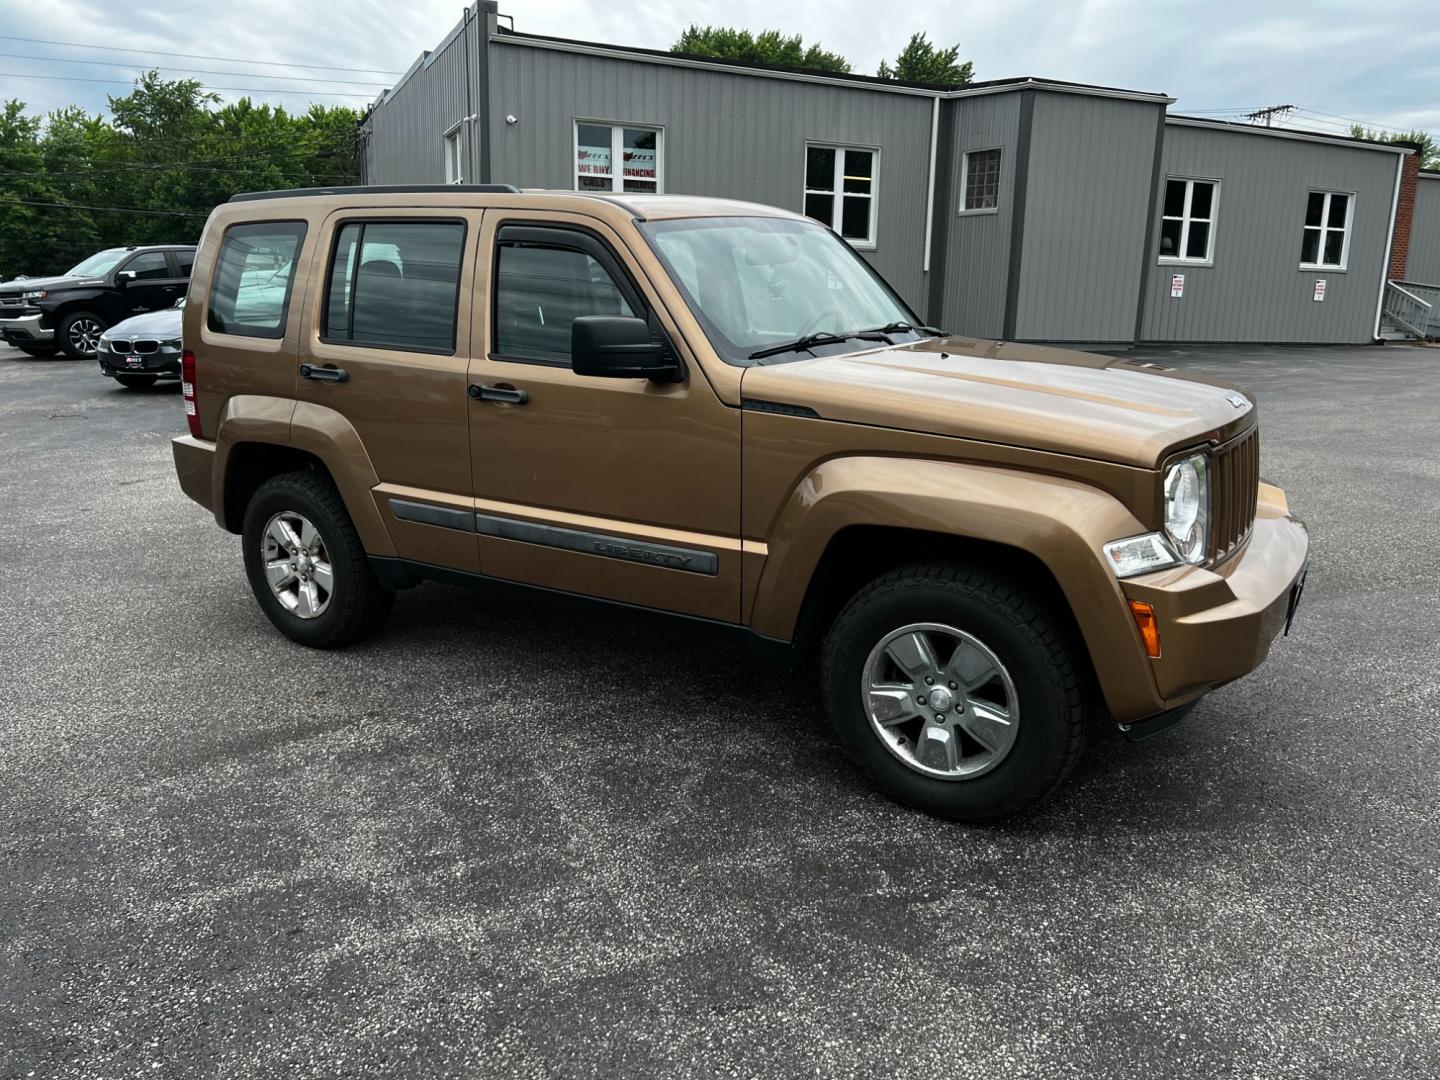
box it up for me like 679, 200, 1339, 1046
15, 343, 58, 357
241, 468, 394, 648
114, 373, 158, 388
57, 310, 106, 359
821, 562, 1087, 822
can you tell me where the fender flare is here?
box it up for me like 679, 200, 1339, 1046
212, 395, 396, 556
748, 456, 1163, 721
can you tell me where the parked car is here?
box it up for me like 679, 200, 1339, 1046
171, 186, 1310, 821
0, 245, 195, 359
96, 299, 184, 388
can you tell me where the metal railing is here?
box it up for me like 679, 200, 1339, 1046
1384, 280, 1438, 339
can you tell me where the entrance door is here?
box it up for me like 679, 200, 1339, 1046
465, 210, 742, 623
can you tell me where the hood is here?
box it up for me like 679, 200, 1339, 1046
0, 274, 102, 294
103, 307, 182, 339
740, 336, 1255, 468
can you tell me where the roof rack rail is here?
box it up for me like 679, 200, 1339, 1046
229, 184, 522, 202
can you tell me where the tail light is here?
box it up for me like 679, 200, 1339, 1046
181, 348, 201, 438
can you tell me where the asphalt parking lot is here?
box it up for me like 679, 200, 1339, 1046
2, 342, 1438, 1079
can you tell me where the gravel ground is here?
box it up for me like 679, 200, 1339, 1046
1, 343, 1438, 1079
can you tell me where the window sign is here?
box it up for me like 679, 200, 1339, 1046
575, 123, 661, 193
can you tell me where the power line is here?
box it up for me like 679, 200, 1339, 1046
0, 33, 405, 75
0, 197, 210, 219
0, 51, 393, 87
1244, 104, 1296, 127
0, 69, 375, 98
0, 163, 351, 181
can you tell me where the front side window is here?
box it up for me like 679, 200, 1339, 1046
123, 251, 170, 280
961, 148, 1002, 212
1301, 190, 1352, 269
207, 221, 306, 338
804, 145, 877, 246
642, 215, 919, 366
494, 242, 635, 363
175, 250, 194, 276
574, 122, 661, 194
1159, 178, 1218, 263
323, 220, 465, 353
444, 128, 462, 184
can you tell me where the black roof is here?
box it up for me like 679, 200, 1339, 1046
230, 184, 521, 202
1168, 114, 1417, 152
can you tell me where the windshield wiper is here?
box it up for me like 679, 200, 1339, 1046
747, 329, 892, 361
858, 321, 948, 337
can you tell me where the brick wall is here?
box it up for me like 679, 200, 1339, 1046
1387, 150, 1421, 281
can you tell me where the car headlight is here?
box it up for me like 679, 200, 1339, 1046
1163, 453, 1209, 564
22, 289, 46, 300
162, 338, 182, 348
1103, 533, 1182, 578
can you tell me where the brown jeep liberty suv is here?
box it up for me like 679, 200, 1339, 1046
171, 184, 1309, 821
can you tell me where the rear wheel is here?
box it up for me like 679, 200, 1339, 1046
58, 310, 105, 359
114, 373, 158, 389
822, 562, 1087, 822
241, 469, 394, 648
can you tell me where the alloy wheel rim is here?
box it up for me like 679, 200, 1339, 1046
861, 622, 1020, 780
68, 319, 102, 354
261, 511, 334, 619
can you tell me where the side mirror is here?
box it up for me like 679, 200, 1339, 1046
571, 315, 681, 382
115, 270, 136, 286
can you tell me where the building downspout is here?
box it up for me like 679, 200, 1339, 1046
1373, 149, 1406, 340
923, 94, 940, 274
461, 4, 474, 182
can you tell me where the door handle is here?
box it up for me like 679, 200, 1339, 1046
300, 363, 348, 383
468, 383, 528, 404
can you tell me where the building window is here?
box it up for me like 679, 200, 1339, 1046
1301, 190, 1352, 269
206, 221, 307, 339
960, 148, 1002, 212
443, 127, 462, 185
804, 144, 877, 247
575, 122, 661, 193
1159, 178, 1218, 263
322, 220, 466, 354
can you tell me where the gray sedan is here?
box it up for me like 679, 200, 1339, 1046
97, 300, 183, 389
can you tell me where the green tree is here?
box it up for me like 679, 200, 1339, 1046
876, 32, 973, 88
671, 26, 851, 74
1349, 124, 1439, 169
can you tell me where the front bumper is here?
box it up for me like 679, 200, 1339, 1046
98, 345, 182, 377
0, 313, 53, 344
1120, 481, 1309, 712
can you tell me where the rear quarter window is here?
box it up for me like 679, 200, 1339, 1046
207, 221, 307, 339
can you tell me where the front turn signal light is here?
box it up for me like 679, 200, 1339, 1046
1129, 600, 1161, 658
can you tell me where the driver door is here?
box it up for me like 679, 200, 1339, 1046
465, 210, 742, 623
116, 250, 184, 316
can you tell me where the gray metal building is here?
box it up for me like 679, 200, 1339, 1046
359, 3, 1435, 347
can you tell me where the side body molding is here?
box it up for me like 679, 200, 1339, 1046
747, 456, 1164, 721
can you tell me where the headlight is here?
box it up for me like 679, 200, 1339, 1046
162, 338, 182, 348
22, 289, 46, 300
1163, 454, 1209, 564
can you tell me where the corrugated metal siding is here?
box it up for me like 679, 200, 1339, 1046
1015, 93, 1162, 342
360, 15, 473, 185
1140, 124, 1399, 344
937, 94, 1020, 338
1408, 174, 1440, 286
487, 39, 935, 308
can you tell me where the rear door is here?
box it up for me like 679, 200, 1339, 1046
464, 210, 742, 623
295, 207, 483, 573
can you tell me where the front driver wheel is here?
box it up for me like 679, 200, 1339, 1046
241, 469, 394, 648
58, 311, 106, 359
822, 562, 1087, 822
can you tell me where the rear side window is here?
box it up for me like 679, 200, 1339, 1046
494, 244, 635, 363
322, 220, 465, 353
207, 221, 307, 338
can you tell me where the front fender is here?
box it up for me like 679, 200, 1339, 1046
748, 456, 1165, 721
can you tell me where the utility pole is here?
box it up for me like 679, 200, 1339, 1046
1245, 104, 1296, 128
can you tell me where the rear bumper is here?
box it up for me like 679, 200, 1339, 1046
171, 435, 217, 513
1119, 481, 1309, 715
0, 313, 53, 344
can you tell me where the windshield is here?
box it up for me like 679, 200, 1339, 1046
639, 216, 921, 365
65, 249, 130, 278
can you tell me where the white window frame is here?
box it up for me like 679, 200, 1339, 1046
958, 147, 1003, 215
1299, 189, 1355, 272
572, 120, 664, 194
1158, 176, 1220, 266
443, 123, 463, 185
802, 142, 879, 249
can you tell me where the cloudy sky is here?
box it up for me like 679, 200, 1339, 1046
1, 0, 1437, 137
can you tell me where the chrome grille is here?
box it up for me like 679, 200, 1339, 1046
0, 296, 22, 310
1209, 424, 1260, 562
108, 339, 159, 354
